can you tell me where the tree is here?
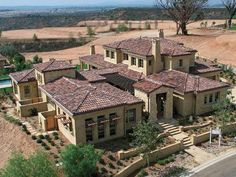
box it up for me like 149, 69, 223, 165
222, 0, 236, 28
131, 121, 161, 166
116, 23, 129, 33
60, 144, 101, 177
33, 33, 39, 41
32, 55, 43, 64
213, 91, 235, 127
87, 26, 95, 37
0, 152, 58, 177
156, 0, 207, 35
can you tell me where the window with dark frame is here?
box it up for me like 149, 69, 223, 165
109, 113, 117, 136
209, 94, 213, 103
179, 59, 183, 67
24, 85, 30, 95
85, 119, 93, 142
138, 59, 144, 68
123, 53, 129, 60
215, 92, 220, 102
204, 96, 208, 104
126, 109, 136, 123
111, 51, 115, 59
149, 60, 152, 66
106, 50, 110, 57
97, 115, 105, 139
131, 57, 136, 65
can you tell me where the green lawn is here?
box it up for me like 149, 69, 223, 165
0, 75, 10, 81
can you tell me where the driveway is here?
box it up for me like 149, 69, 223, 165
189, 152, 236, 177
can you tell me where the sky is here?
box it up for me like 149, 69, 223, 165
0, 0, 222, 7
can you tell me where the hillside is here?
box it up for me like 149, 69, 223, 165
0, 8, 230, 31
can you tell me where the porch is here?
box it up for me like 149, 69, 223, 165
16, 97, 48, 117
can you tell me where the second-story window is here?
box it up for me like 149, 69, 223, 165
179, 59, 183, 67
126, 109, 136, 123
215, 92, 220, 102
123, 53, 129, 60
24, 85, 30, 95
106, 50, 110, 57
111, 51, 115, 59
97, 115, 105, 139
131, 57, 136, 65
149, 60, 152, 66
138, 59, 144, 68
209, 94, 213, 103
204, 96, 208, 104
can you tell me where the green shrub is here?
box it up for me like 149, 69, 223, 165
31, 135, 37, 140
52, 132, 58, 136
144, 21, 151, 30
44, 134, 50, 139
108, 154, 115, 161
116, 24, 129, 33
38, 134, 45, 139
29, 108, 38, 116
99, 158, 106, 165
157, 155, 175, 165
108, 162, 115, 169
117, 160, 123, 166
44, 145, 51, 150
137, 169, 148, 177
26, 131, 31, 135
36, 139, 42, 144
41, 142, 46, 147
160, 166, 185, 177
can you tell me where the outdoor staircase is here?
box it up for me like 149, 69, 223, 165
159, 122, 193, 148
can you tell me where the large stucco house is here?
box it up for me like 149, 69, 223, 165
9, 35, 229, 145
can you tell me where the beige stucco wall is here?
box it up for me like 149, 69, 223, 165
104, 48, 122, 64
12, 80, 39, 101
18, 101, 48, 117
44, 69, 76, 84
134, 86, 173, 121
195, 88, 228, 115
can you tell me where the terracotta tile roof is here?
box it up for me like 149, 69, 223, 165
80, 54, 117, 69
40, 77, 142, 115
134, 70, 229, 94
104, 37, 197, 57
9, 69, 36, 83
34, 60, 75, 73
190, 59, 222, 74
78, 63, 144, 82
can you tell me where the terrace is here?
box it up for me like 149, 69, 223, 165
16, 97, 48, 117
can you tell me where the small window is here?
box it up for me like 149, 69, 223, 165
131, 57, 136, 65
126, 109, 136, 123
111, 52, 115, 59
138, 59, 144, 68
24, 85, 30, 95
179, 59, 183, 67
209, 94, 213, 103
215, 92, 220, 102
109, 113, 117, 136
149, 60, 152, 66
85, 119, 93, 142
204, 96, 208, 104
106, 50, 109, 57
58, 107, 60, 114
123, 53, 129, 60
97, 115, 105, 139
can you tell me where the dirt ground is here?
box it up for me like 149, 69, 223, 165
11, 19, 235, 66
0, 115, 38, 169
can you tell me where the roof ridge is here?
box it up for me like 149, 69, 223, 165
42, 60, 55, 72
18, 69, 34, 82
74, 90, 92, 113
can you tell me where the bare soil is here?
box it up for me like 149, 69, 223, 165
0, 114, 38, 168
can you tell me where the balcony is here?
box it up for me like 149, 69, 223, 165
16, 97, 48, 117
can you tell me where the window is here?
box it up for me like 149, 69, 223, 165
85, 119, 93, 142
111, 51, 115, 59
126, 109, 136, 123
24, 85, 30, 95
37, 73, 42, 84
215, 92, 220, 102
58, 107, 60, 114
179, 59, 183, 67
123, 53, 129, 60
109, 113, 117, 136
149, 60, 152, 66
131, 57, 136, 65
204, 96, 208, 104
97, 115, 105, 139
209, 94, 213, 103
106, 50, 110, 57
138, 59, 144, 68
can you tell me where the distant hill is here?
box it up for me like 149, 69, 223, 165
0, 7, 229, 31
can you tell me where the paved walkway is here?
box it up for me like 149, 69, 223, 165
185, 146, 216, 164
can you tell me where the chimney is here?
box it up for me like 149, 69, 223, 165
159, 29, 164, 38
90, 44, 96, 55
152, 38, 162, 73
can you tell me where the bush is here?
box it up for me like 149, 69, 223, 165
30, 108, 38, 116
4, 115, 21, 125
108, 162, 115, 169
137, 169, 148, 177
26, 131, 31, 135
144, 21, 151, 30
157, 155, 175, 165
31, 135, 37, 140
108, 154, 115, 161
44, 134, 50, 139
99, 158, 106, 165
117, 160, 123, 166
54, 136, 59, 140
36, 139, 42, 144
38, 134, 45, 139
41, 142, 46, 147
52, 132, 58, 136
160, 166, 185, 177
100, 167, 108, 173
116, 24, 129, 33
44, 145, 51, 150
50, 141, 55, 146
87, 26, 95, 37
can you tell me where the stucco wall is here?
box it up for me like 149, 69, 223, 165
134, 87, 173, 121
198, 71, 221, 81
19, 101, 48, 117
44, 69, 76, 84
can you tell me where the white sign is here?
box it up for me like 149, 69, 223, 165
211, 128, 221, 135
